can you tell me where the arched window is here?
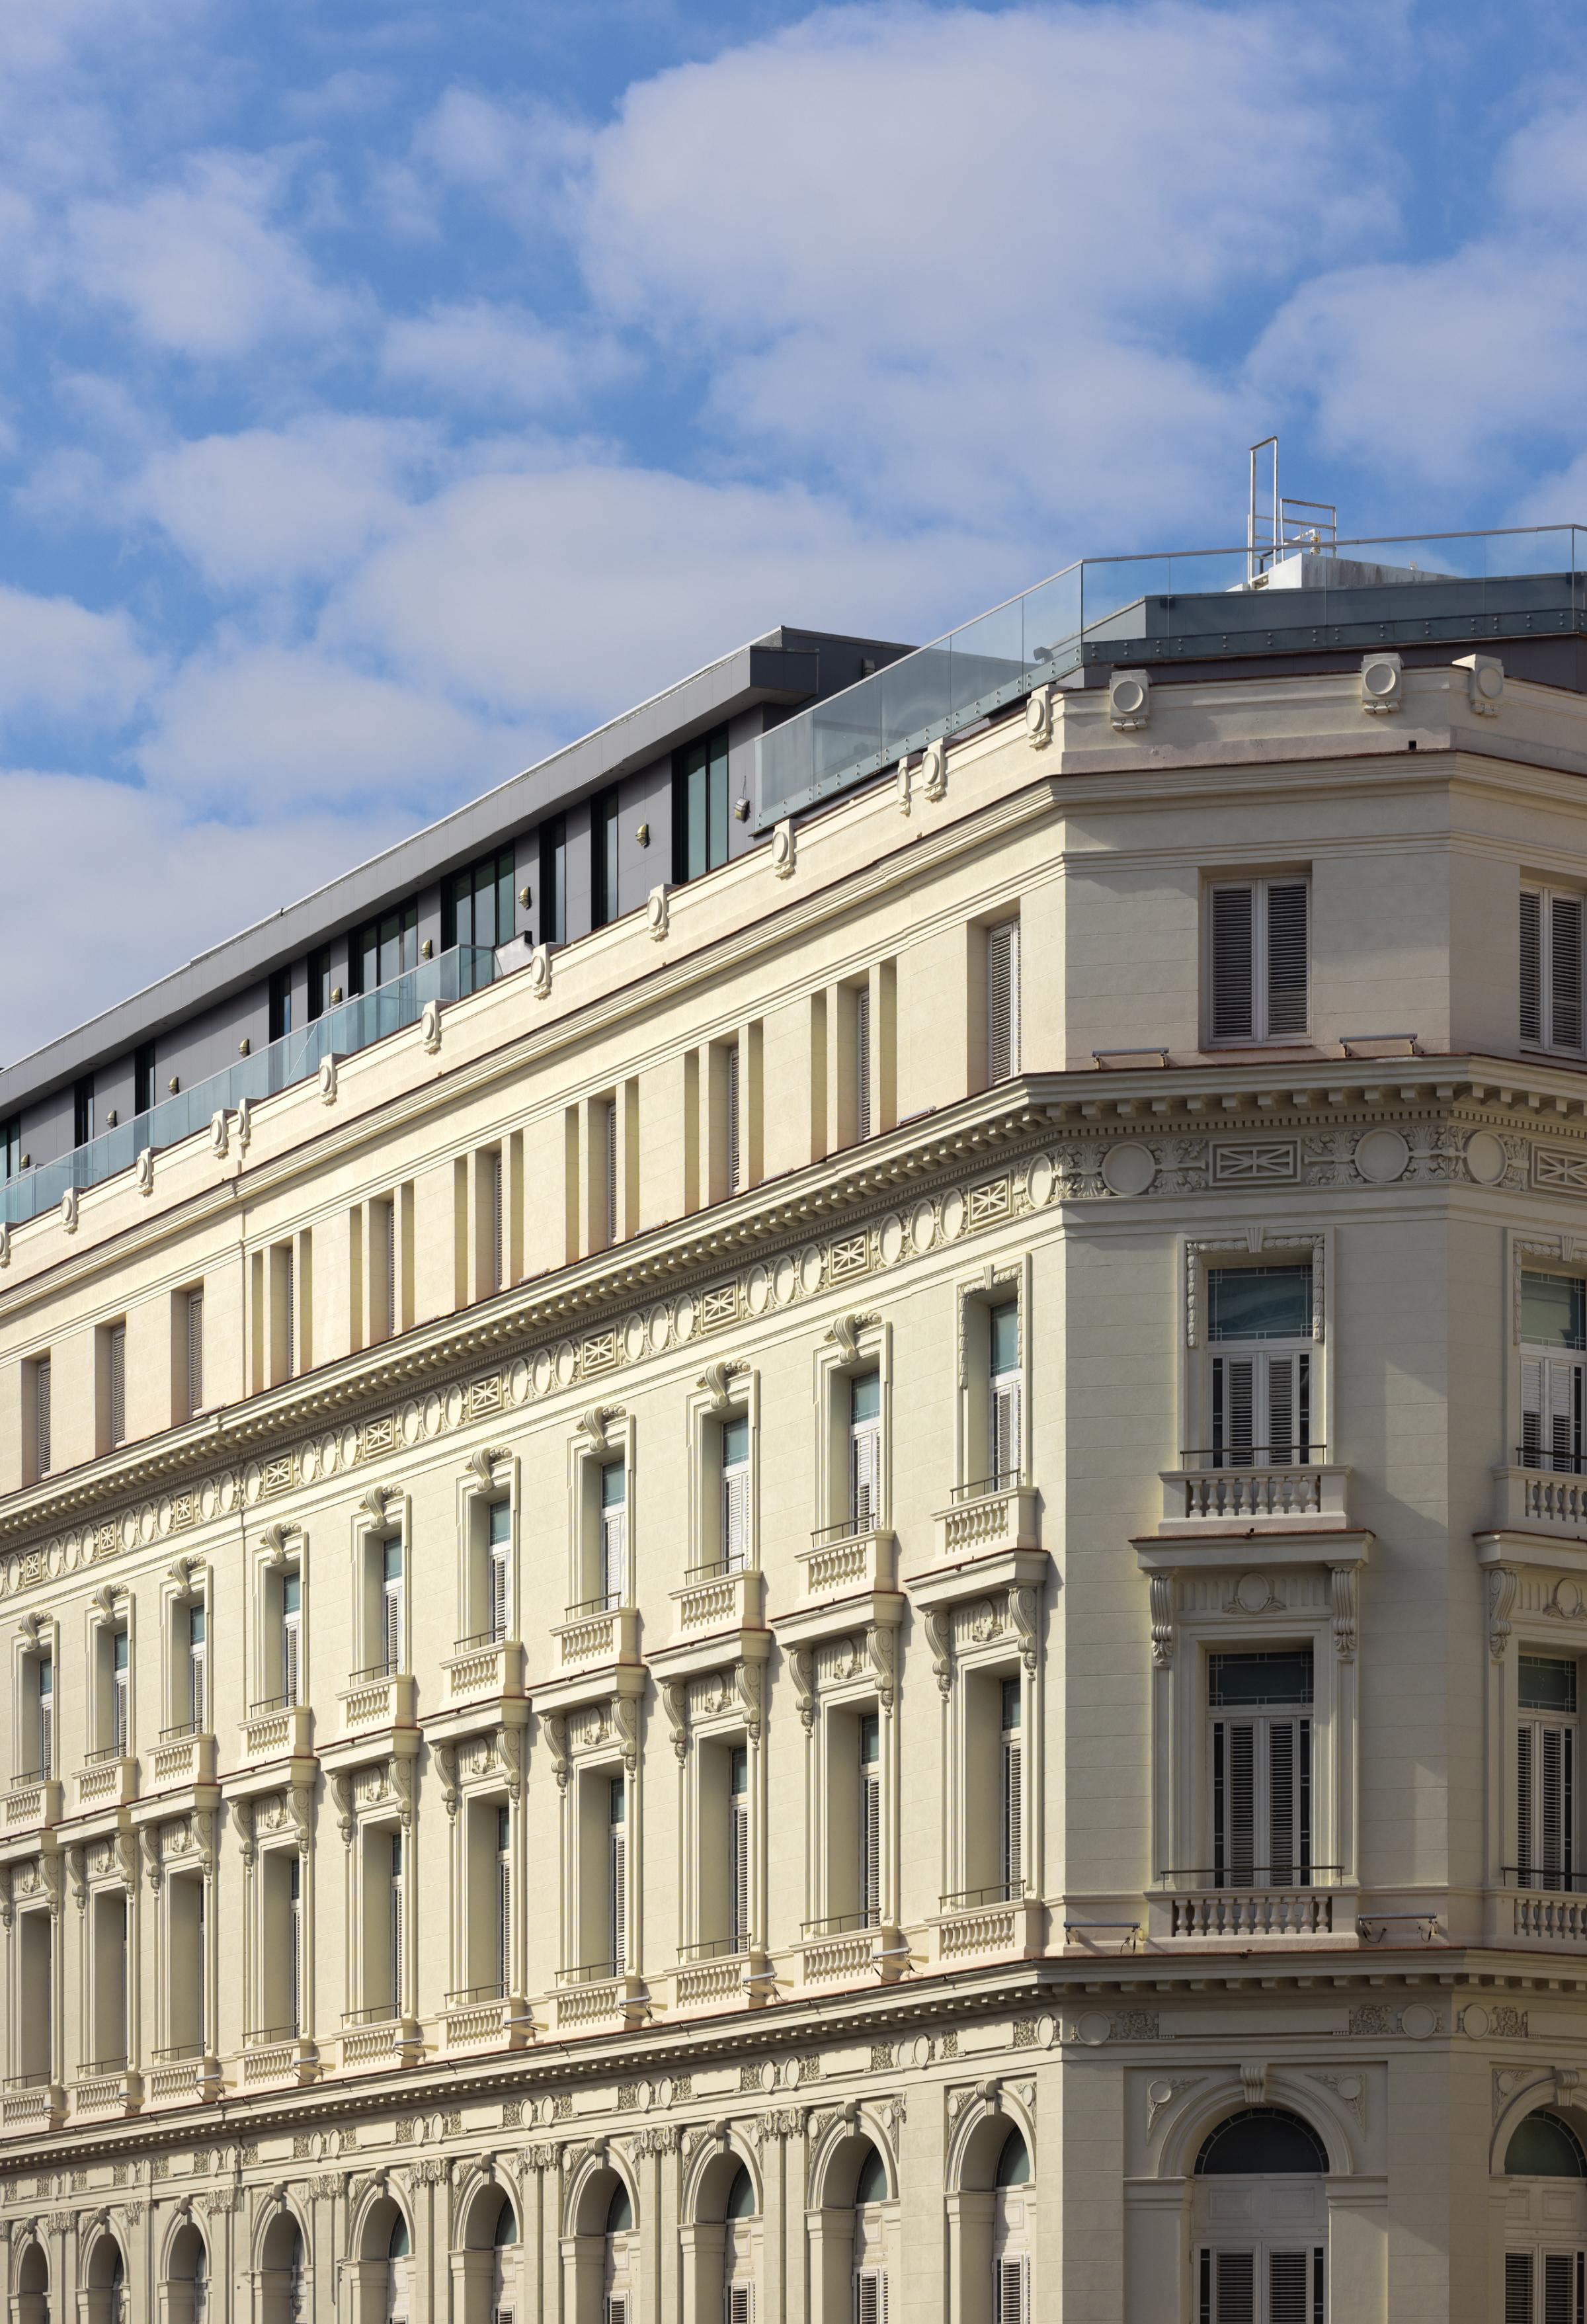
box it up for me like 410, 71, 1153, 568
1191, 2108, 1326, 2323
852, 2143, 889, 2324
109, 2251, 125, 2324
169, 2220, 208, 2324
724, 2164, 756, 2323
287, 2225, 305, 2324
992, 2130, 1031, 2324
386, 2211, 413, 2324
1504, 2110, 1587, 2319
604, 2182, 635, 2324
16, 2243, 48, 2324
492, 2197, 519, 2324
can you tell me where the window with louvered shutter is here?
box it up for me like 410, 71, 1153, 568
987, 922, 1020, 1081
188, 1604, 206, 1731
604, 2300, 628, 2324
721, 1415, 751, 1573
1543, 2250, 1578, 2324
34, 1355, 51, 1477
186, 1287, 204, 1416
383, 1540, 403, 1673
601, 1462, 628, 1602
111, 1630, 128, 1756
726, 1043, 741, 1194
855, 986, 872, 1141
1203, 2250, 1254, 2324
855, 2270, 888, 2324
1208, 879, 1309, 1043
1518, 1657, 1578, 1889
490, 1150, 505, 1288
37, 1657, 52, 1778
497, 1806, 512, 1992
282, 1247, 295, 1379
1506, 2251, 1533, 2324
995, 2259, 1026, 2324
728, 2288, 754, 2324
1002, 1678, 1024, 1889
730, 1750, 751, 1954
282, 1571, 301, 1704
860, 1716, 881, 1926
390, 1831, 404, 2017
381, 1198, 397, 1339
610, 1788, 628, 1973
1522, 887, 1587, 1051
1209, 1651, 1314, 1889
989, 1300, 1021, 1485
108, 1323, 126, 1448
288, 1855, 302, 2034
849, 1372, 882, 1531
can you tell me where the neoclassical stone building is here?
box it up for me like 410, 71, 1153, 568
7, 534, 1587, 2321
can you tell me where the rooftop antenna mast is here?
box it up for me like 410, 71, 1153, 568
1248, 436, 1339, 584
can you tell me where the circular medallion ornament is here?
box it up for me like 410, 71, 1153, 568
1102, 1141, 1157, 1197
772, 1256, 798, 1307
1075, 2011, 1112, 2048
1464, 1130, 1506, 1187
940, 1190, 967, 1241
799, 1246, 825, 1294
747, 1264, 772, 1316
554, 1342, 577, 1386
532, 1350, 555, 1396
673, 1295, 696, 1343
1460, 2005, 1490, 2040
445, 1384, 466, 1427
1028, 1154, 1056, 1209
909, 1201, 936, 1253
879, 1214, 905, 1267
401, 1401, 423, 1446
319, 1432, 340, 1476
647, 1305, 671, 1352
422, 1393, 444, 1437
1401, 2001, 1438, 2041
1354, 1128, 1410, 1184
1233, 1571, 1273, 1614
1555, 1579, 1585, 1620
624, 1317, 647, 1363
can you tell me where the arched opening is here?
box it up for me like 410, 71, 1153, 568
1504, 2109, 1587, 2316
852, 2145, 889, 2324
83, 2235, 126, 2324
724, 2166, 757, 2324
603, 2182, 634, 2324
680, 2148, 758, 2324
452, 2184, 520, 2324
15, 2243, 48, 2324
991, 2131, 1032, 2324
946, 2111, 1035, 2324
261, 2212, 307, 2324
561, 2166, 635, 2324
810, 2136, 895, 2324
167, 2221, 210, 2324
387, 2212, 413, 2324
1190, 2107, 1326, 2322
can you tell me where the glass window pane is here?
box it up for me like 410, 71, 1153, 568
602, 1461, 626, 1509
722, 1415, 749, 1466
990, 1302, 1019, 1374
1207, 1266, 1311, 1342
851, 1372, 881, 1424
1523, 1271, 1587, 1349
708, 732, 729, 868
1207, 1648, 1314, 1707
1520, 1654, 1578, 1713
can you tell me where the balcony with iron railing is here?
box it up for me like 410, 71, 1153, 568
0, 944, 497, 1231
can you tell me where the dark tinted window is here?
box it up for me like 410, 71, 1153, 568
73, 1077, 93, 1148
349, 902, 418, 995
1506, 2112, 1587, 2177
1195, 2108, 1327, 2175
1207, 1649, 1313, 1708
1207, 1265, 1311, 1342
442, 848, 514, 954
592, 788, 621, 928
1520, 1655, 1578, 1714
307, 946, 333, 1022
268, 968, 293, 1043
540, 818, 567, 947
0, 1117, 18, 1181
674, 726, 729, 882
1522, 1271, 1587, 1350
134, 1042, 156, 1116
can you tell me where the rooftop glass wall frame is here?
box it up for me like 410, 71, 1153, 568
1, 946, 497, 1231
754, 525, 1587, 828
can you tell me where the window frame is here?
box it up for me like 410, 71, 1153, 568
672, 724, 731, 884
1182, 1237, 1328, 1474
1202, 873, 1311, 1048
1522, 882, 1587, 1056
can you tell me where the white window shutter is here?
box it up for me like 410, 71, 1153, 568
855, 986, 872, 1141
731, 1798, 751, 1951
726, 1043, 741, 1194
861, 1764, 882, 1924
391, 1852, 405, 2015
992, 1377, 1021, 1484
987, 923, 1020, 1080
1002, 1737, 1023, 1889
491, 1544, 510, 1640
1264, 882, 1309, 1035
723, 1467, 750, 1572
1555, 893, 1585, 1051
851, 1424, 880, 1531
499, 1852, 512, 1991
108, 1323, 126, 1448
1543, 2251, 1574, 2323
1266, 2251, 1308, 2324
603, 1505, 628, 1603
610, 1825, 628, 1972
1503, 2251, 1531, 2324
1522, 888, 1545, 1042
283, 1248, 295, 1380
729, 2288, 754, 2324
1210, 886, 1255, 1040
187, 1289, 204, 1415
283, 1614, 300, 1706
996, 2258, 1027, 2324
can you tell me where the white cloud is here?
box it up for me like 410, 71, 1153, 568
128, 417, 435, 590
0, 768, 411, 1065
65, 151, 350, 358
325, 460, 1006, 724
382, 300, 630, 412
138, 642, 534, 817
0, 585, 153, 731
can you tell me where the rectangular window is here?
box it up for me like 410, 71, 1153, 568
186, 1603, 208, 1732
134, 1042, 156, 1118
184, 1287, 204, 1418
443, 846, 514, 956
1523, 1272, 1587, 1472
674, 725, 731, 884
487, 1149, 505, 1293
849, 1372, 882, 1532
32, 1354, 52, 1479
1518, 1655, 1579, 1891
36, 1653, 53, 1778
602, 1100, 618, 1248
73, 1074, 95, 1149
729, 1744, 751, 1954
1207, 878, 1309, 1043
859, 1711, 881, 1927
600, 1462, 628, 1604
268, 967, 293, 1043
288, 1855, 302, 2036
281, 1570, 302, 1706
382, 1541, 404, 1673
1207, 1649, 1313, 1889
307, 945, 333, 1022
350, 900, 419, 995
995, 2258, 1027, 2324
987, 921, 1021, 1083
856, 2272, 888, 2324
1001, 1677, 1024, 1892
496, 1802, 512, 1994
1205, 1266, 1313, 1466
592, 786, 621, 929
0, 1115, 19, 1181
990, 1301, 1021, 1485
389, 1831, 405, 2018
1522, 885, 1587, 1052
111, 1628, 129, 1757
105, 1321, 126, 1450
854, 984, 872, 1141
721, 1415, 751, 1573
540, 816, 567, 947
725, 1039, 741, 1194
488, 1499, 510, 1642
609, 1778, 628, 1973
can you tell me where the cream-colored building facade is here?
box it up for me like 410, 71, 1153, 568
8, 604, 1587, 2323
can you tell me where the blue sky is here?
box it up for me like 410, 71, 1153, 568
3, 0, 1586, 1056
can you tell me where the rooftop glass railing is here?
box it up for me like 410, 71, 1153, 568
1, 944, 497, 1230
754, 523, 1587, 827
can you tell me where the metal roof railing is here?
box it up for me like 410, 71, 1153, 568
754, 522, 1587, 829
0, 944, 498, 1231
